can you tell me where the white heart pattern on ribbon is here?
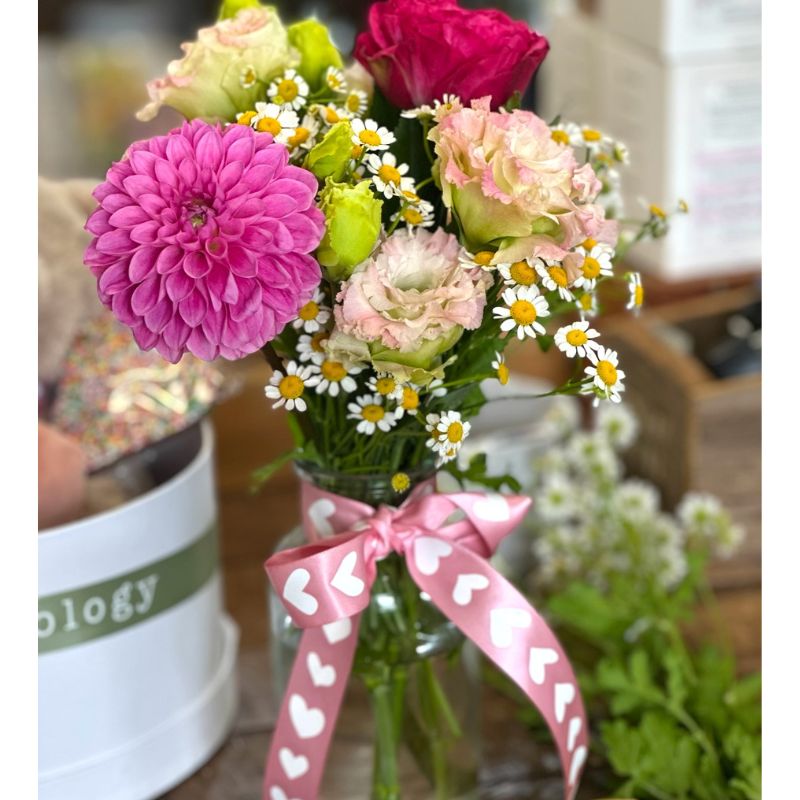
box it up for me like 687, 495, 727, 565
278, 747, 309, 780
270, 787, 298, 800
322, 617, 352, 645
307, 651, 336, 688
554, 682, 576, 724
307, 498, 336, 539
528, 646, 559, 685
414, 537, 453, 576
288, 694, 325, 739
452, 573, 490, 606
472, 494, 511, 523
330, 551, 365, 597
567, 716, 582, 753
283, 569, 318, 616
489, 607, 532, 648
568, 744, 588, 787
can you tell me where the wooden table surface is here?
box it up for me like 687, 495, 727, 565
161, 353, 761, 799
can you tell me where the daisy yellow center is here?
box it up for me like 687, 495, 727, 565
582, 128, 602, 142
582, 257, 601, 279
288, 127, 311, 147
346, 94, 362, 113
510, 260, 537, 285
566, 329, 588, 346
596, 360, 618, 386
324, 107, 342, 124
378, 164, 402, 185
401, 387, 420, 410
634, 285, 645, 306
446, 422, 464, 444
582, 238, 597, 250
548, 265, 568, 287
240, 68, 256, 87
375, 377, 396, 395
402, 208, 424, 225
310, 332, 328, 352
279, 375, 304, 399
359, 129, 382, 146
327, 74, 343, 89
362, 404, 385, 423
497, 363, 510, 385
551, 129, 570, 145
580, 293, 594, 311
237, 110, 257, 126
321, 360, 346, 382
510, 300, 537, 325
403, 191, 421, 204
649, 204, 666, 219
277, 79, 299, 101
299, 301, 319, 321
391, 472, 411, 492
473, 251, 494, 267
256, 117, 282, 136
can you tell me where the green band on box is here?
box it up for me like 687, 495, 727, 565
38, 524, 218, 654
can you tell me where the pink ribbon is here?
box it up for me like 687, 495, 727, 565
263, 480, 589, 800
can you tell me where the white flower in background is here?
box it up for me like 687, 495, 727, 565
540, 399, 581, 440
550, 121, 582, 148
286, 113, 320, 152
367, 371, 404, 401
325, 66, 347, 94
596, 403, 639, 450
264, 361, 318, 412
491, 352, 509, 386
536, 259, 575, 301
579, 125, 611, 154
615, 479, 660, 520
574, 240, 614, 290
585, 346, 626, 403
459, 249, 497, 271
566, 431, 622, 483
251, 102, 298, 143
498, 258, 538, 287
554, 321, 601, 358
348, 393, 397, 435
296, 331, 330, 364
433, 93, 463, 121
575, 290, 599, 320
401, 103, 435, 119
425, 411, 470, 464
366, 152, 414, 198
427, 379, 448, 398
494, 285, 550, 340
627, 272, 645, 316
676, 493, 723, 535
394, 383, 422, 419
292, 288, 331, 334
351, 118, 396, 151
537, 473, 576, 523
658, 542, 689, 589
613, 141, 630, 164
267, 68, 309, 110
313, 359, 361, 397
715, 523, 746, 559
342, 88, 369, 117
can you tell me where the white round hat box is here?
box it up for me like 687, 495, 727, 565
38, 421, 239, 800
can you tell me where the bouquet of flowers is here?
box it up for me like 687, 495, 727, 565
82, 1, 683, 798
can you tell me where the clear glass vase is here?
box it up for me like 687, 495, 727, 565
268, 464, 481, 800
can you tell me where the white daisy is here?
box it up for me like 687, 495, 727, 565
347, 394, 397, 435
491, 352, 509, 385
584, 346, 626, 403
324, 66, 348, 94
235, 109, 258, 127
498, 258, 538, 287
536, 259, 575, 301
550, 121, 582, 148
433, 94, 463, 121
554, 321, 601, 358
394, 383, 422, 419
313, 359, 361, 397
427, 379, 448, 398
239, 65, 258, 90
314, 104, 351, 127
292, 288, 331, 334
425, 411, 470, 464
366, 152, 414, 198
579, 126, 611, 154
252, 102, 298, 144
267, 68, 310, 110
459, 249, 497, 271
575, 290, 599, 320
342, 88, 369, 117
367, 372, 404, 401
351, 118, 396, 151
392, 202, 435, 228
626, 272, 644, 316
286, 113, 320, 153
615, 479, 660, 520
536, 473, 576, 523
264, 361, 319, 412
296, 331, 330, 365
493, 285, 550, 340
401, 104, 435, 119
575, 240, 615, 290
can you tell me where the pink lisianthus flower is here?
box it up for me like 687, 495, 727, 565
84, 119, 325, 363
335, 228, 490, 370
430, 98, 618, 263
354, 0, 549, 110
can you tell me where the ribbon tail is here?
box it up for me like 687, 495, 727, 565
263, 614, 362, 800
406, 537, 589, 800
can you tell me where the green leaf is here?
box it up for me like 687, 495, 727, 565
249, 448, 300, 493
443, 452, 521, 493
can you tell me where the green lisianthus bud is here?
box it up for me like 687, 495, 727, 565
287, 19, 343, 90
305, 122, 354, 182
317, 179, 383, 280
218, 0, 262, 21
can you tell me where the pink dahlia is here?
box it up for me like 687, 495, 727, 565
84, 119, 325, 362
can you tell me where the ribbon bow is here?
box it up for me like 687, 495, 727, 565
263, 480, 588, 800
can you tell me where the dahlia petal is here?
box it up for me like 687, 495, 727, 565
110, 205, 151, 229
97, 229, 133, 254
261, 219, 294, 252
138, 193, 168, 215
131, 275, 161, 315
129, 149, 158, 178
187, 328, 217, 361
154, 340, 183, 364
154, 158, 180, 189
85, 239, 117, 270
184, 251, 212, 279
218, 160, 244, 191
241, 226, 272, 251
230, 282, 262, 322
101, 193, 135, 213
268, 178, 313, 202
196, 128, 223, 171
98, 262, 130, 295
257, 256, 290, 289
282, 214, 323, 252
130, 220, 161, 244
92, 182, 117, 203
225, 136, 255, 166
156, 245, 183, 274
179, 289, 208, 327
262, 195, 298, 218
218, 218, 244, 239
178, 157, 198, 186
110, 286, 136, 324
242, 164, 280, 192
166, 134, 193, 164
162, 316, 191, 350
231, 198, 264, 220
144, 297, 174, 333
166, 269, 194, 302
202, 309, 225, 343
128, 246, 159, 283
122, 174, 158, 197
86, 208, 112, 235
131, 323, 159, 351
224, 245, 256, 278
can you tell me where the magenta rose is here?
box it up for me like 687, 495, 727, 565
354, 0, 549, 110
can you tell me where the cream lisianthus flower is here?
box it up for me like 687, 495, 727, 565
137, 7, 298, 122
